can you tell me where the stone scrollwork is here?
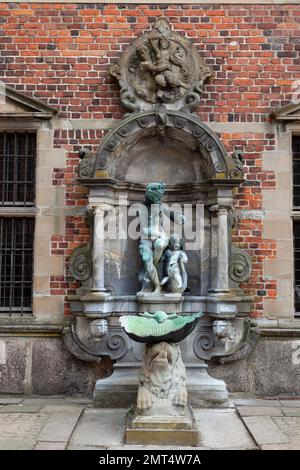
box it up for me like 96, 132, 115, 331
109, 18, 213, 112
63, 322, 128, 362
229, 246, 252, 284
193, 320, 260, 363
69, 245, 93, 282
107, 332, 128, 360
77, 147, 96, 179
180, 80, 205, 114
119, 79, 141, 114
193, 333, 214, 359
229, 149, 244, 179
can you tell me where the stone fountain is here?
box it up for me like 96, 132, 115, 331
63, 19, 259, 433
119, 181, 202, 444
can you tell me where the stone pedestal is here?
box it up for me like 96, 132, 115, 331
136, 292, 183, 314
94, 363, 139, 408
125, 405, 199, 446
94, 362, 229, 408
186, 364, 229, 406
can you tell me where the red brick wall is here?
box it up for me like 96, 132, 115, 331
0, 3, 299, 316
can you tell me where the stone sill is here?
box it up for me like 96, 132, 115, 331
260, 329, 300, 338
0, 207, 37, 216
257, 318, 300, 338
0, 319, 65, 337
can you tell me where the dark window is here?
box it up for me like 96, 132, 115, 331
0, 217, 34, 314
0, 131, 36, 315
0, 131, 36, 206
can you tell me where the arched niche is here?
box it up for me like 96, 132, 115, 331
78, 110, 242, 296
87, 110, 239, 184
114, 128, 207, 184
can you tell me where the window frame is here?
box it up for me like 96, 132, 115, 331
292, 134, 300, 318
0, 124, 39, 317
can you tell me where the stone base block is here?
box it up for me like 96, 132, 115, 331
125, 406, 199, 446
187, 364, 229, 407
94, 364, 138, 408
136, 292, 183, 314
94, 363, 229, 408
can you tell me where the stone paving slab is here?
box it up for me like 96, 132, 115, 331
232, 398, 281, 407
272, 416, 300, 447
37, 411, 82, 443
261, 443, 300, 450
69, 397, 93, 404
0, 439, 37, 450
194, 410, 256, 450
22, 398, 72, 406
0, 413, 49, 450
279, 400, 300, 407
0, 404, 42, 413
0, 397, 24, 405
237, 406, 283, 417
41, 405, 85, 414
68, 445, 107, 450
242, 416, 289, 445
69, 409, 128, 448
282, 408, 300, 417
35, 441, 67, 450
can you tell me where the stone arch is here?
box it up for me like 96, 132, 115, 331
91, 111, 235, 183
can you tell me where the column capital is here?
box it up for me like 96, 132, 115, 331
93, 203, 114, 214
208, 204, 231, 215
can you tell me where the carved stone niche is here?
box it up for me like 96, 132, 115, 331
64, 19, 258, 407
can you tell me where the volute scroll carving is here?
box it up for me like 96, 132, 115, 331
229, 245, 252, 284
69, 245, 93, 282
77, 147, 96, 179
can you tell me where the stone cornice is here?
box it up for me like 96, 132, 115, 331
0, 85, 57, 120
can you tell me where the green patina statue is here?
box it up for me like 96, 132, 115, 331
138, 182, 186, 294
161, 233, 188, 293
120, 310, 202, 344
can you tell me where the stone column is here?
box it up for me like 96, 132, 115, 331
210, 205, 230, 292
92, 204, 109, 294
217, 206, 229, 291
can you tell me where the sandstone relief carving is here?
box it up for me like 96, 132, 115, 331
110, 18, 213, 112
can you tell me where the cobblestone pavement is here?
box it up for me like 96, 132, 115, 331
0, 394, 299, 450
